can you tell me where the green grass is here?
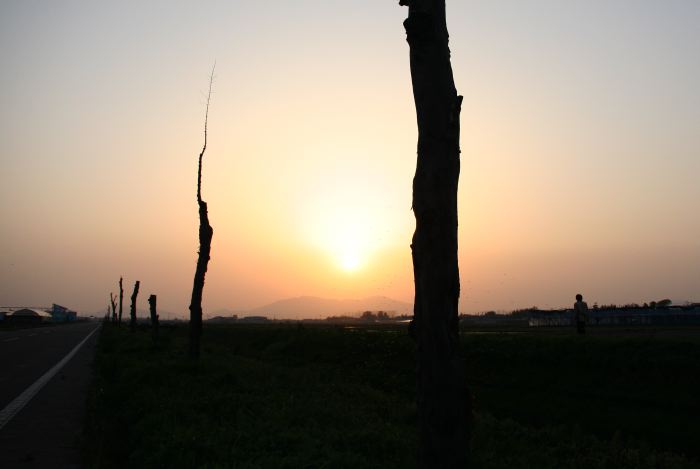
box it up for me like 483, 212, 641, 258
85, 324, 700, 468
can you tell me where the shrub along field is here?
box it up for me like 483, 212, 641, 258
85, 323, 700, 468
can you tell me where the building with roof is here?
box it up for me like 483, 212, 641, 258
8, 308, 52, 324
50, 304, 77, 322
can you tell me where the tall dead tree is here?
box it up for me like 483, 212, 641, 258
110, 292, 118, 323
118, 277, 124, 325
189, 65, 215, 359
400, 1, 471, 467
129, 280, 140, 332
148, 294, 159, 342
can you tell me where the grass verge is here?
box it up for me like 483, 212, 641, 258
85, 324, 699, 468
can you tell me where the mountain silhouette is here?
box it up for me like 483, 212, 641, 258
239, 295, 412, 319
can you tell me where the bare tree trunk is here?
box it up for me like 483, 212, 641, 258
400, 1, 472, 467
148, 294, 159, 342
130, 280, 140, 332
189, 65, 215, 359
118, 277, 124, 325
110, 292, 117, 324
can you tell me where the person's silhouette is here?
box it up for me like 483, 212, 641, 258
574, 293, 589, 335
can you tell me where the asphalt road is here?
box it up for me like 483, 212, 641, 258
0, 321, 100, 468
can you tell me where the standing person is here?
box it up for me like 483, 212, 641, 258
574, 294, 589, 335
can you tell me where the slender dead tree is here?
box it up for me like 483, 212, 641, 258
400, 1, 472, 467
110, 292, 118, 323
189, 64, 215, 359
118, 277, 124, 325
148, 294, 159, 342
129, 280, 140, 332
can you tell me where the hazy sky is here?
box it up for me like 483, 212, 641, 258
1, 1, 699, 317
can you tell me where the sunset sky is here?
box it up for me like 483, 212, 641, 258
1, 1, 699, 317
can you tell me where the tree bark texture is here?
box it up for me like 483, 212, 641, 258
129, 280, 140, 332
401, 1, 472, 467
118, 277, 124, 325
110, 292, 117, 324
189, 66, 215, 359
148, 294, 159, 341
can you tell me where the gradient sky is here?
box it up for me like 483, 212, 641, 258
1, 1, 699, 317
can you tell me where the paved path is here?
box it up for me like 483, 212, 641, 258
0, 322, 100, 468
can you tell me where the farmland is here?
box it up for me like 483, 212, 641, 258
85, 323, 700, 468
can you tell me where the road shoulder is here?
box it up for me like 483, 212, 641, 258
0, 324, 99, 469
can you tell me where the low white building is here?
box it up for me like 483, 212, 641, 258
8, 308, 52, 323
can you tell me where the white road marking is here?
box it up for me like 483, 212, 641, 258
0, 325, 100, 430
2, 337, 19, 342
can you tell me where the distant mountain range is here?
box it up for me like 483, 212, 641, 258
212, 295, 412, 320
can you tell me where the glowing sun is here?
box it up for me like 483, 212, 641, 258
339, 249, 362, 272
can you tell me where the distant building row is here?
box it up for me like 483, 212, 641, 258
528, 304, 700, 327
0, 304, 77, 324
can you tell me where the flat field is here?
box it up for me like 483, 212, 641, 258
85, 323, 700, 468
